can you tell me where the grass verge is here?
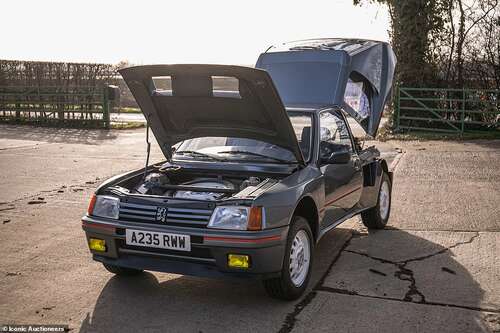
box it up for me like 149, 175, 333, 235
110, 121, 145, 129
118, 107, 142, 113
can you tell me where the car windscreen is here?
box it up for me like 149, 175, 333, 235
173, 112, 313, 163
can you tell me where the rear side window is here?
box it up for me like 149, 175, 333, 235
344, 77, 371, 119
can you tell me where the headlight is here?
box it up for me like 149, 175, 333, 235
91, 195, 120, 219
208, 206, 249, 230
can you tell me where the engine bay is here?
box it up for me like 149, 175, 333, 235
111, 165, 279, 201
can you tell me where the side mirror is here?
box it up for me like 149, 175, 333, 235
325, 150, 351, 164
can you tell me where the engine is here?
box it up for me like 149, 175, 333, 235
171, 180, 235, 201
133, 173, 262, 200
133, 173, 170, 195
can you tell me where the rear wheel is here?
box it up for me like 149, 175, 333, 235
263, 216, 313, 300
361, 172, 391, 229
102, 263, 144, 276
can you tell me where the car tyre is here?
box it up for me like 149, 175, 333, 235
361, 172, 391, 229
263, 216, 313, 300
102, 263, 144, 276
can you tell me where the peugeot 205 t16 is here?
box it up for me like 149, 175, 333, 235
82, 38, 396, 300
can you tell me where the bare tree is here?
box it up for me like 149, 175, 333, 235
455, 0, 498, 87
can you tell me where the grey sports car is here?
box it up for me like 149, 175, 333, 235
82, 38, 396, 300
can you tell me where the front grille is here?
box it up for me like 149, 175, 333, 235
118, 201, 213, 228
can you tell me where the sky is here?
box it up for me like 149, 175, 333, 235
1, 0, 390, 65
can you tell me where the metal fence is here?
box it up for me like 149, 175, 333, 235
395, 87, 499, 134
0, 86, 112, 128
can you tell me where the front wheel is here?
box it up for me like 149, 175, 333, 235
263, 216, 313, 300
361, 172, 392, 229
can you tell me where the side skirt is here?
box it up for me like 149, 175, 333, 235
317, 206, 371, 241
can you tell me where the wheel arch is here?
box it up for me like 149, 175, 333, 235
359, 158, 392, 209
292, 195, 320, 242
379, 159, 393, 183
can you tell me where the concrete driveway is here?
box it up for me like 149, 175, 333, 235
0, 124, 498, 332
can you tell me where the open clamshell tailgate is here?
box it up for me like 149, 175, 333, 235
256, 39, 396, 136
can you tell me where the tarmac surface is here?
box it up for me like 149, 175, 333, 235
0, 124, 498, 332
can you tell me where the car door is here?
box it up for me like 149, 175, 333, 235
319, 110, 363, 228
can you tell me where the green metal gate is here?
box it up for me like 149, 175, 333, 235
395, 87, 499, 134
0, 86, 112, 128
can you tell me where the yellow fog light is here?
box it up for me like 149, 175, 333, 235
228, 254, 250, 269
89, 238, 106, 252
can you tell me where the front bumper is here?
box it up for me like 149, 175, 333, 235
82, 215, 288, 279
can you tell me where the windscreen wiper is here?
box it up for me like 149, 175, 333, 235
174, 150, 225, 161
217, 150, 294, 164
